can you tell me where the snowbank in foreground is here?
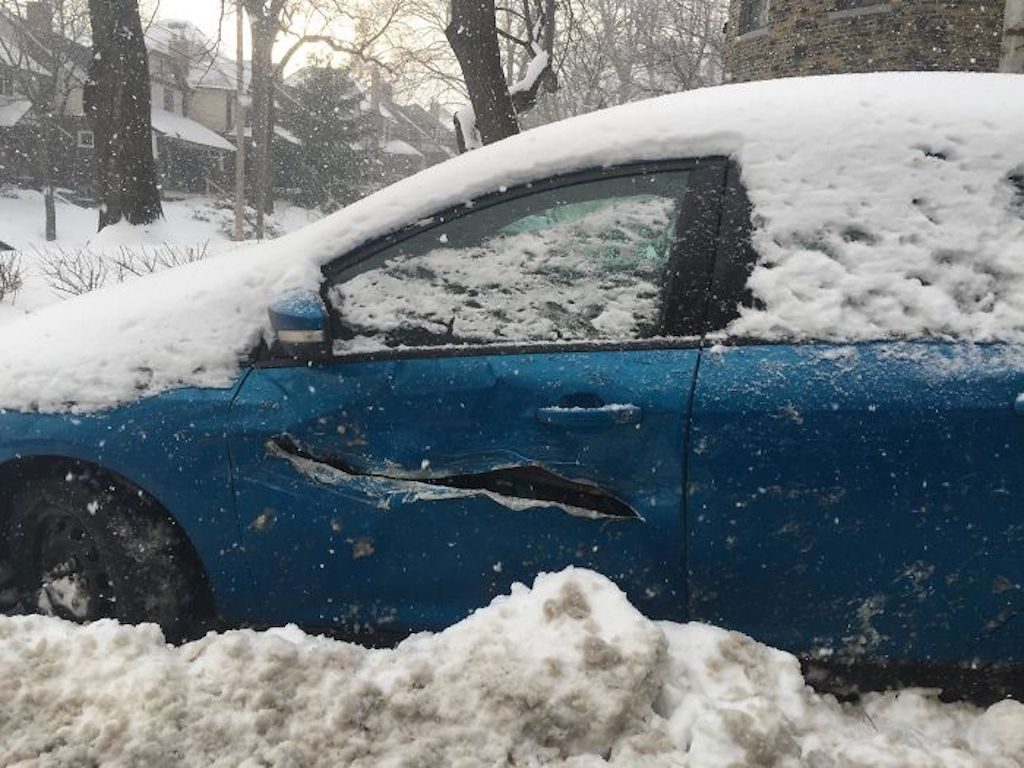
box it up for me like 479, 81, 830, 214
1, 569, 1021, 767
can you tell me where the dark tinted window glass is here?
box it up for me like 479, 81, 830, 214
738, 0, 770, 33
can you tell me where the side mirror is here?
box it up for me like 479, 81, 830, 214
268, 290, 330, 357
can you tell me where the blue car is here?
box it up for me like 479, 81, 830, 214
1, 74, 1022, 690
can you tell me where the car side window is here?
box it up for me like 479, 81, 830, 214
327, 170, 692, 353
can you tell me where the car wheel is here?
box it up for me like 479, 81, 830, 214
5, 465, 211, 641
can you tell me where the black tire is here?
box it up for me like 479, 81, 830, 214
6, 465, 211, 642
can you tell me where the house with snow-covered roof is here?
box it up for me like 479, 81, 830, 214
0, 1, 95, 196
147, 20, 309, 198
145, 20, 243, 135
143, 19, 239, 196
0, 7, 237, 199
357, 68, 456, 184
2, 6, 455, 206
281, 65, 456, 194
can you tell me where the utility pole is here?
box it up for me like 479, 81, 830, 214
234, 0, 247, 241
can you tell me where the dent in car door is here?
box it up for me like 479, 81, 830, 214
228, 161, 727, 633
231, 349, 700, 631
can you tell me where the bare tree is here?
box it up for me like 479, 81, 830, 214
529, 0, 726, 124
235, 0, 398, 238
359, 0, 464, 104
445, 0, 517, 146
85, 0, 163, 229
379, 0, 724, 143
0, 0, 91, 240
241, 0, 280, 238
445, 0, 556, 148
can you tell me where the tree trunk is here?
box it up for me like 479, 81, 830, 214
446, 0, 520, 145
44, 185, 56, 242
248, 17, 275, 238
85, 0, 163, 231
265, 74, 277, 215
37, 126, 57, 241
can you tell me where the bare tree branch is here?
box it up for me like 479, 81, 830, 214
495, 26, 529, 48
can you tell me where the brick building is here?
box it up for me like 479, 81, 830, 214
724, 0, 1024, 82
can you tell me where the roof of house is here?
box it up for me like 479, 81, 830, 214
151, 108, 235, 152
383, 138, 422, 157
0, 98, 31, 127
0, 11, 86, 80
394, 102, 456, 156
226, 125, 302, 146
146, 19, 248, 92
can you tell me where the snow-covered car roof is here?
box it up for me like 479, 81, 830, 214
1, 72, 1022, 413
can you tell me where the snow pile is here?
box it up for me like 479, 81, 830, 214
0, 73, 1022, 412
1, 569, 1022, 767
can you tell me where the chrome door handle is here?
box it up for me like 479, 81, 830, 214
535, 403, 643, 427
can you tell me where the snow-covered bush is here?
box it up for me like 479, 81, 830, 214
37, 244, 209, 297
0, 252, 23, 302
38, 247, 110, 297
110, 243, 209, 278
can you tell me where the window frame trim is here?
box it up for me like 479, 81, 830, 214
827, 2, 890, 21
737, 0, 771, 36
704, 161, 759, 338
260, 157, 729, 368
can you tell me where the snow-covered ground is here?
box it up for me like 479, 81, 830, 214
1, 569, 1022, 767
0, 188, 321, 322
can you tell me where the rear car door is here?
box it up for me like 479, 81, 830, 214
228, 160, 727, 633
687, 168, 1024, 667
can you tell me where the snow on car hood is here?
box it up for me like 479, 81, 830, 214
0, 72, 1022, 412
1, 568, 1022, 766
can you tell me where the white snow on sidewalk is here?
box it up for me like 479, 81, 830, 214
1, 569, 1021, 767
0, 189, 321, 320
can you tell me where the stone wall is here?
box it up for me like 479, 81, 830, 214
725, 0, 1013, 83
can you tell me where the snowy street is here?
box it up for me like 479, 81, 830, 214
3, 569, 1023, 767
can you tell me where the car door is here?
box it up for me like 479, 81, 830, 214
228, 160, 728, 633
687, 168, 1024, 667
